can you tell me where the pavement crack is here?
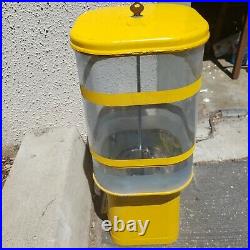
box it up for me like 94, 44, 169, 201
197, 109, 247, 143
41, 198, 56, 217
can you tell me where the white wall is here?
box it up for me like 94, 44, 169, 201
2, 2, 190, 147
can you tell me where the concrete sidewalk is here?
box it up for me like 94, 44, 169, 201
2, 127, 92, 248
92, 159, 248, 248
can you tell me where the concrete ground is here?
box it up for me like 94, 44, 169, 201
3, 128, 92, 248
198, 60, 248, 119
91, 159, 247, 248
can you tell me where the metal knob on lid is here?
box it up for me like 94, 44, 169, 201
130, 2, 144, 17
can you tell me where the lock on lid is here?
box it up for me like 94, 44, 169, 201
70, 3, 209, 55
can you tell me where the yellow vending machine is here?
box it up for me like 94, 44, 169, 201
70, 2, 209, 246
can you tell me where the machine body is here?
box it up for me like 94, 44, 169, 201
70, 3, 209, 245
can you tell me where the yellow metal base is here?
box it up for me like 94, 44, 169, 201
107, 192, 180, 246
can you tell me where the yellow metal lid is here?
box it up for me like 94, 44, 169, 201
70, 3, 209, 55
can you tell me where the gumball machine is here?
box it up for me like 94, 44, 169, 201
70, 2, 209, 246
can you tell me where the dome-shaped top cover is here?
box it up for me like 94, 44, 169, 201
70, 3, 209, 55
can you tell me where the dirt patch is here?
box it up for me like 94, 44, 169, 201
2, 145, 19, 187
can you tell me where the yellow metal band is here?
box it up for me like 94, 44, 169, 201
93, 171, 193, 196
80, 78, 201, 106
90, 144, 194, 168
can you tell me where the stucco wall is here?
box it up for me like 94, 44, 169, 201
2, 2, 190, 147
